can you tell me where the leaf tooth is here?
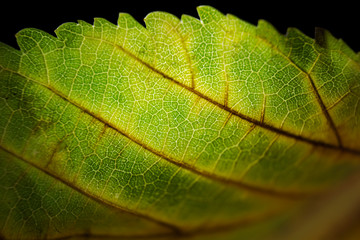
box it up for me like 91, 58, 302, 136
256, 19, 285, 49
315, 27, 360, 63
196, 5, 225, 25
117, 12, 146, 30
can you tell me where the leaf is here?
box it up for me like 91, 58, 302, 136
0, 5, 360, 240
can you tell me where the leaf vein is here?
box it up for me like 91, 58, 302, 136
98, 37, 357, 154
0, 65, 312, 199
0, 144, 182, 235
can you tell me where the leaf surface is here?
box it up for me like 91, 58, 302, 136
0, 6, 360, 239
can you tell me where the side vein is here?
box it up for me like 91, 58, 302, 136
0, 143, 293, 238
0, 66, 310, 199
307, 55, 343, 147
0, 144, 182, 235
250, 33, 343, 147
109, 39, 358, 155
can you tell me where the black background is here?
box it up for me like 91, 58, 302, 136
1, 1, 359, 52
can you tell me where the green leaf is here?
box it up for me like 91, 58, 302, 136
1, 6, 360, 240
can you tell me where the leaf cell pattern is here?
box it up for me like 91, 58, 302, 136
0, 6, 360, 240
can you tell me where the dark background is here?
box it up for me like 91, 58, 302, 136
1, 1, 359, 52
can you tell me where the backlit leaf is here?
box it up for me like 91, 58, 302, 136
1, 6, 359, 240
